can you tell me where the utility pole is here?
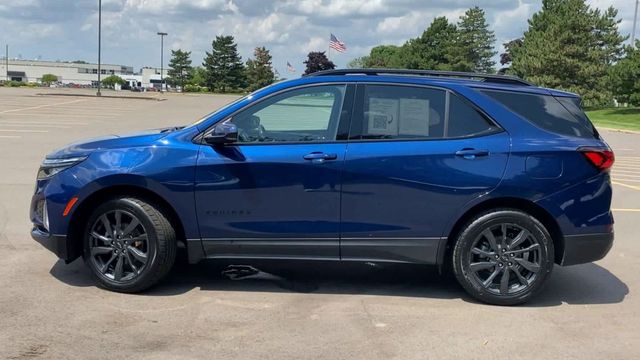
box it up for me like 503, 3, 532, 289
5, 45, 8, 81
632, 0, 639, 47
97, 0, 102, 96
157, 32, 167, 92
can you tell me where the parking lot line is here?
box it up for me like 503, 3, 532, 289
0, 121, 89, 126
612, 180, 640, 191
612, 208, 640, 212
0, 129, 48, 133
0, 135, 21, 139
0, 99, 88, 114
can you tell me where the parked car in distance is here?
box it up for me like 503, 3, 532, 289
30, 69, 614, 305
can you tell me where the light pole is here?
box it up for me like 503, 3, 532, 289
97, 0, 102, 96
632, 0, 639, 47
157, 32, 167, 92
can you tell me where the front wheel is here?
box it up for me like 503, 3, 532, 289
83, 197, 176, 293
452, 209, 554, 305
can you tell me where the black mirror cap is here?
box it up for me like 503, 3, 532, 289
204, 123, 238, 145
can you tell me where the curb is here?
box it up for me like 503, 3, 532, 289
599, 127, 640, 135
36, 93, 167, 101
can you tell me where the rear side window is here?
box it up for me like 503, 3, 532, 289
448, 94, 497, 137
482, 90, 596, 138
350, 85, 499, 140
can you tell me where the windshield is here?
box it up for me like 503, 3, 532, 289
187, 94, 250, 127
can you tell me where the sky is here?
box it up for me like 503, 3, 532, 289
0, 0, 636, 75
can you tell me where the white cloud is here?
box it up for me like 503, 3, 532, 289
0, 0, 636, 75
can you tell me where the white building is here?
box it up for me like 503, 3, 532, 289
0, 59, 173, 89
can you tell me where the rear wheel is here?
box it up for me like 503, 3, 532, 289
452, 209, 554, 305
83, 197, 176, 293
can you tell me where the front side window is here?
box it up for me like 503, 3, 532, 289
230, 85, 346, 143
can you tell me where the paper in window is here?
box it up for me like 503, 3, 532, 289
399, 98, 430, 136
367, 98, 399, 136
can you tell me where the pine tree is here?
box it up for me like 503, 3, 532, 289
450, 6, 496, 72
402, 16, 459, 70
167, 49, 192, 90
511, 0, 625, 106
303, 52, 336, 75
245, 47, 275, 92
202, 35, 246, 93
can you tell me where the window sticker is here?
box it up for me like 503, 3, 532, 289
367, 98, 399, 136
399, 98, 430, 136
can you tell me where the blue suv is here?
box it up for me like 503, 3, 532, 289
31, 69, 614, 305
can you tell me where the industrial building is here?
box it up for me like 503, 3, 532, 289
0, 59, 166, 89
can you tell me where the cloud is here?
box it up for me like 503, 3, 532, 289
0, 0, 635, 74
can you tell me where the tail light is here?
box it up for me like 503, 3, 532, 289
580, 148, 614, 171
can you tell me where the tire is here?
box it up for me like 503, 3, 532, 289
452, 209, 554, 305
83, 197, 176, 293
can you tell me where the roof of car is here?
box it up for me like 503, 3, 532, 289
279, 68, 579, 98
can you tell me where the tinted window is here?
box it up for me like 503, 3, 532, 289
351, 85, 446, 140
231, 85, 346, 143
482, 90, 596, 138
448, 94, 498, 137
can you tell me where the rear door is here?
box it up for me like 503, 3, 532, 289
340, 84, 510, 263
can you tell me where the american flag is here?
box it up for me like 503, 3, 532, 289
286, 61, 296, 72
329, 33, 347, 53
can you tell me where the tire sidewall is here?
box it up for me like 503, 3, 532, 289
83, 198, 160, 291
453, 210, 554, 305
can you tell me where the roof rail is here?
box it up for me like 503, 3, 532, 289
305, 68, 533, 86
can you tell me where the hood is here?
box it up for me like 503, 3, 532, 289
46, 127, 180, 159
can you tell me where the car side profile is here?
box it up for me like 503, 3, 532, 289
30, 69, 614, 305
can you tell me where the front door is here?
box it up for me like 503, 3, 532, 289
195, 84, 353, 260
340, 84, 510, 264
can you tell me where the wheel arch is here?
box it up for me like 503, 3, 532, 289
66, 184, 187, 262
439, 197, 564, 268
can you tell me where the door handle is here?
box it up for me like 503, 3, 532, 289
303, 152, 338, 163
455, 148, 489, 160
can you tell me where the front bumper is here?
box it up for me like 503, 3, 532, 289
31, 227, 74, 261
560, 232, 614, 266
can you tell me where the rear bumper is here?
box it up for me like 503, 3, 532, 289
31, 227, 74, 261
560, 232, 613, 266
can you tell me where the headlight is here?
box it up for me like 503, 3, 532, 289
37, 156, 88, 180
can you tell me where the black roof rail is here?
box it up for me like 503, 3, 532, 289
305, 68, 533, 86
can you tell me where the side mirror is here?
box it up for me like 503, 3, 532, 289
204, 123, 238, 145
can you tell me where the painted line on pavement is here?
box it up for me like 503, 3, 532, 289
0, 129, 48, 133
0, 99, 88, 114
0, 135, 21, 139
612, 208, 640, 212
612, 181, 640, 191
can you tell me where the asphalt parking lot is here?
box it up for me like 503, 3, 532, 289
0, 87, 638, 359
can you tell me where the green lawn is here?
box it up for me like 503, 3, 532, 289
586, 107, 640, 132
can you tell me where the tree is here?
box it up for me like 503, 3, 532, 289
41, 74, 58, 85
167, 49, 192, 90
245, 46, 276, 91
511, 0, 626, 106
190, 66, 207, 87
402, 16, 459, 70
450, 6, 496, 72
303, 51, 336, 75
202, 35, 246, 93
610, 42, 640, 105
101, 75, 125, 88
347, 56, 370, 68
498, 38, 523, 74
365, 45, 402, 68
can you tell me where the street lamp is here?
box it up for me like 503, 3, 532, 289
97, 0, 102, 96
157, 32, 167, 92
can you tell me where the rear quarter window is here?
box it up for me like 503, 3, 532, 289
481, 90, 596, 139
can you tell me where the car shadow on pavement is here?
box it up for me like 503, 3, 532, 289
50, 257, 628, 306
